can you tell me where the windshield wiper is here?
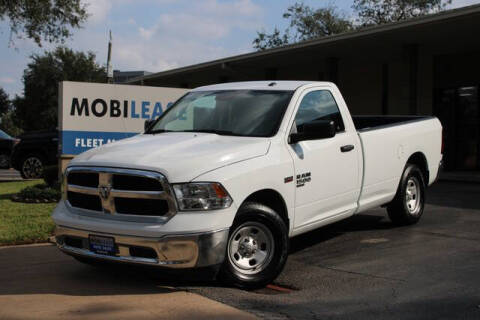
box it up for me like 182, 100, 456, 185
146, 129, 172, 134
148, 128, 244, 136
179, 129, 240, 136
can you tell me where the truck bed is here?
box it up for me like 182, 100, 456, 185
352, 115, 435, 132
353, 115, 442, 213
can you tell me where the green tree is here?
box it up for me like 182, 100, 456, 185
0, 110, 23, 137
14, 47, 105, 131
253, 3, 353, 50
0, 88, 23, 136
353, 0, 452, 26
0, 0, 88, 46
253, 27, 290, 51
254, 0, 453, 50
0, 87, 9, 116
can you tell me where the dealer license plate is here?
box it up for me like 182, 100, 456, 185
89, 235, 116, 256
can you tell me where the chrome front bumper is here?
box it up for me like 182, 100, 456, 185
55, 226, 229, 268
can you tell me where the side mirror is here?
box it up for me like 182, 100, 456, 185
289, 120, 336, 144
144, 119, 155, 131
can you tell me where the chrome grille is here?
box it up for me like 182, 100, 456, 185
65, 167, 177, 222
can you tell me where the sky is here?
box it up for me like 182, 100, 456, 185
0, 0, 479, 97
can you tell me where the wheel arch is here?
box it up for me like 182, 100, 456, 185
406, 152, 429, 184
239, 189, 290, 231
19, 148, 48, 161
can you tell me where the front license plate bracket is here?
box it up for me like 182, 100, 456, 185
89, 235, 116, 256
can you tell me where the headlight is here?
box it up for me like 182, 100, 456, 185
173, 182, 233, 211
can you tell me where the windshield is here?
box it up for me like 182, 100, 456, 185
0, 130, 12, 139
147, 90, 293, 137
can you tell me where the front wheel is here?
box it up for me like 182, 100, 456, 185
387, 164, 426, 226
219, 202, 289, 289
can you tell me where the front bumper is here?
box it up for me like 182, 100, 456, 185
55, 225, 229, 268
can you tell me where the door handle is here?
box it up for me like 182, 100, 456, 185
340, 145, 354, 152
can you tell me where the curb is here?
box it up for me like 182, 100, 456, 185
0, 242, 54, 249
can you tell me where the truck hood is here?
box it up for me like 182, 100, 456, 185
70, 132, 271, 182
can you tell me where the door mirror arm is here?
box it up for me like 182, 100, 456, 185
289, 132, 303, 144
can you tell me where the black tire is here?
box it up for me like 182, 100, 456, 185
0, 152, 9, 169
219, 202, 289, 289
387, 164, 426, 226
20, 154, 45, 179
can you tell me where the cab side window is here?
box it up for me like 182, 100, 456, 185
294, 90, 345, 133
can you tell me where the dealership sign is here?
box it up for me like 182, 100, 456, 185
59, 81, 187, 155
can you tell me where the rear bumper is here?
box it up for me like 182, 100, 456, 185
55, 225, 229, 268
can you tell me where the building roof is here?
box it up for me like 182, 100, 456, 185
114, 70, 152, 76
192, 81, 325, 91
127, 4, 480, 86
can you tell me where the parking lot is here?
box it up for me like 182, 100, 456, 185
1, 181, 479, 319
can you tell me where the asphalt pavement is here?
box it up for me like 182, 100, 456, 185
0, 244, 255, 320
0, 181, 479, 319
188, 181, 480, 319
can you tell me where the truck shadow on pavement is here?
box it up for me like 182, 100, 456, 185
0, 247, 253, 319
425, 181, 480, 210
0, 213, 396, 296
289, 213, 393, 254
231, 290, 480, 320
0, 244, 225, 296
0, 182, 476, 297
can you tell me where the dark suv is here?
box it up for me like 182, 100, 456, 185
11, 131, 58, 179
0, 129, 18, 169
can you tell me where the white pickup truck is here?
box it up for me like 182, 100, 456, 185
53, 81, 443, 288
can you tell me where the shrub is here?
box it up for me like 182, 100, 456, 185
43, 165, 60, 187
12, 183, 61, 203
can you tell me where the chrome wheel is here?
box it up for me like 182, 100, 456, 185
22, 156, 43, 179
405, 177, 420, 214
228, 222, 275, 275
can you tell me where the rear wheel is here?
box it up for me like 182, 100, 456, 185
220, 202, 289, 289
387, 164, 426, 226
20, 154, 45, 179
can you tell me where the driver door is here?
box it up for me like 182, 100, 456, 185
289, 89, 361, 232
